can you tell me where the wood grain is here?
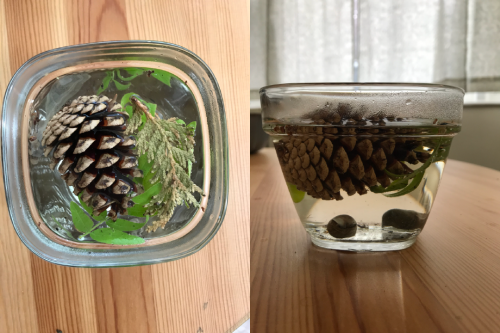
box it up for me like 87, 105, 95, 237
0, 1, 249, 333
251, 148, 500, 333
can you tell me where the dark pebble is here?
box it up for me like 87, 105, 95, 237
382, 209, 428, 230
327, 215, 357, 238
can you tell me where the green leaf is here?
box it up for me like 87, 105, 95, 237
113, 80, 131, 91
286, 182, 305, 203
115, 69, 139, 81
138, 154, 154, 177
78, 193, 107, 221
106, 218, 146, 231
96, 71, 114, 95
70, 202, 94, 233
370, 179, 409, 194
187, 121, 197, 136
387, 178, 410, 190
125, 105, 134, 117
132, 182, 162, 205
95, 211, 107, 221
384, 171, 425, 198
121, 92, 136, 108
126, 205, 148, 217
143, 171, 157, 190
124, 68, 144, 76
150, 69, 172, 87
138, 113, 147, 131
176, 119, 186, 125
145, 102, 156, 116
89, 228, 145, 245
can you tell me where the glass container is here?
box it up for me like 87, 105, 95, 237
2, 41, 228, 267
261, 83, 463, 251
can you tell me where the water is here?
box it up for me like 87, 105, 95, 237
266, 120, 458, 251
28, 68, 204, 241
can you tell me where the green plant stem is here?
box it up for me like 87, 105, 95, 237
80, 219, 107, 237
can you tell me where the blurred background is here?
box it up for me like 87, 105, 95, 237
250, 0, 500, 171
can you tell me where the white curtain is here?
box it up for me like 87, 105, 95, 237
251, 0, 500, 92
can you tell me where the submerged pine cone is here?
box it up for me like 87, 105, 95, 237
274, 103, 435, 200
275, 134, 427, 200
41, 95, 142, 219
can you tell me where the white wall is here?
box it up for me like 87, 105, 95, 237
448, 105, 500, 171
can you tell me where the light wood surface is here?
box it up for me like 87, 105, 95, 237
0, 1, 249, 333
251, 148, 500, 333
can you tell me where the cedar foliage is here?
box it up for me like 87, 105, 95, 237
126, 96, 203, 232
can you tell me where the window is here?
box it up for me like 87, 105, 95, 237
251, 0, 500, 103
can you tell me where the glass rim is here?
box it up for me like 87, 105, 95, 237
259, 82, 465, 95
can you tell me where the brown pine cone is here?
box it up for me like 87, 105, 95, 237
41, 95, 142, 219
275, 134, 418, 200
273, 102, 436, 201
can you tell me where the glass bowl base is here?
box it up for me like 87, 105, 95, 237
308, 227, 418, 252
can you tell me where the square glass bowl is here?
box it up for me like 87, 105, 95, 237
2, 41, 228, 267
261, 83, 463, 251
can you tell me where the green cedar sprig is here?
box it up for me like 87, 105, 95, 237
126, 96, 203, 232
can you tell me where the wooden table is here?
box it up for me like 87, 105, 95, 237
0, 1, 249, 332
251, 148, 500, 333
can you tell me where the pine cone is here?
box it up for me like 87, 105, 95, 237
41, 95, 142, 219
272, 102, 439, 200
275, 134, 427, 201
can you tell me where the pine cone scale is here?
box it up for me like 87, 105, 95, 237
95, 153, 120, 169
69, 116, 86, 127
79, 171, 97, 188
97, 136, 121, 150
58, 157, 74, 174
53, 125, 67, 136
95, 173, 115, 189
53, 142, 72, 159
80, 120, 100, 133
74, 138, 95, 154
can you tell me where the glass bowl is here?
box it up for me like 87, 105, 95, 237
2, 41, 228, 267
261, 83, 463, 252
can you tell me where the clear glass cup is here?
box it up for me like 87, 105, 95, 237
261, 83, 463, 251
2, 41, 228, 267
